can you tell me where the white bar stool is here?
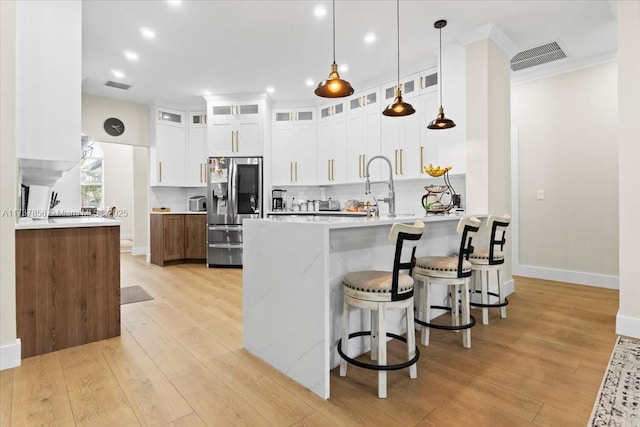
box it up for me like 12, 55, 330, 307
338, 220, 425, 398
413, 217, 481, 348
469, 214, 511, 325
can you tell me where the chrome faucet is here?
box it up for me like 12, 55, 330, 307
365, 155, 395, 217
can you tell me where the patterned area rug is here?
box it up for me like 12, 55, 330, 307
589, 336, 640, 426
120, 286, 153, 305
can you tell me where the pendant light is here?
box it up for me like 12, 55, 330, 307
382, 0, 415, 117
315, 0, 354, 98
427, 20, 456, 129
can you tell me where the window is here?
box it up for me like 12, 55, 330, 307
80, 139, 104, 208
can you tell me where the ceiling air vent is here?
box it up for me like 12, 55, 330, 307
510, 41, 566, 71
105, 80, 132, 90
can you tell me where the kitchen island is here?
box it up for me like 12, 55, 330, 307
15, 217, 121, 358
243, 213, 480, 399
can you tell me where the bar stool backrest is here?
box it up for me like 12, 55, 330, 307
456, 217, 482, 277
388, 220, 425, 301
487, 214, 511, 265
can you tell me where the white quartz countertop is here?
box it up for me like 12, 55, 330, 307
249, 212, 483, 230
150, 211, 206, 215
16, 217, 122, 230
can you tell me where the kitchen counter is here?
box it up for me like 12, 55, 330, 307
15, 217, 121, 230
243, 213, 485, 399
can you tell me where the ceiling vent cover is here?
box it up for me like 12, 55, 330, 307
105, 80, 132, 90
510, 41, 566, 71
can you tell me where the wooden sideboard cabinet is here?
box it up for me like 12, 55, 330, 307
150, 214, 206, 266
16, 225, 121, 358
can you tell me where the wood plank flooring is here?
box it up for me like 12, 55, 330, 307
1, 254, 620, 426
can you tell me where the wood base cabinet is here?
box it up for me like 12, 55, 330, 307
150, 214, 206, 266
16, 226, 121, 358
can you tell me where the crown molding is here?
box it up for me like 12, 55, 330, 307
457, 23, 519, 58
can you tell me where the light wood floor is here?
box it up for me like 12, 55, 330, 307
1, 254, 619, 426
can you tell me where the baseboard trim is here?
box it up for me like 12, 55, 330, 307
504, 278, 515, 295
130, 246, 148, 256
514, 264, 619, 289
0, 339, 21, 370
120, 232, 133, 240
616, 313, 640, 339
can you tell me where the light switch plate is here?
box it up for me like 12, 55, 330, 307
537, 190, 545, 200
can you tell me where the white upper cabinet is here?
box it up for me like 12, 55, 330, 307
418, 67, 439, 95
381, 72, 421, 104
186, 112, 207, 187
150, 106, 187, 186
207, 100, 264, 156
16, 0, 81, 183
272, 108, 317, 186
317, 100, 347, 185
346, 88, 382, 183
380, 103, 422, 181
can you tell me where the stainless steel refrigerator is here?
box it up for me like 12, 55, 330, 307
206, 156, 263, 267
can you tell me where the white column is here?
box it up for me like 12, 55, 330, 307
617, 0, 640, 338
0, 0, 20, 370
462, 29, 514, 284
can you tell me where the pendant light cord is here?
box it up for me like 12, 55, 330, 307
332, 0, 336, 64
438, 26, 443, 106
396, 0, 400, 87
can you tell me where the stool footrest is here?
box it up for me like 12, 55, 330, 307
337, 331, 420, 371
469, 291, 509, 308
414, 305, 476, 331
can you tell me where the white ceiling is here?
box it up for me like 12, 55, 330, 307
81, 0, 617, 108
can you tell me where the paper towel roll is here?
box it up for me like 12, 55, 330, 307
26, 185, 51, 219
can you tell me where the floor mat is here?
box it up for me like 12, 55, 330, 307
589, 336, 640, 426
120, 285, 153, 305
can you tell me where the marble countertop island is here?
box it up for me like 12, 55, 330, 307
243, 213, 483, 399
15, 217, 121, 230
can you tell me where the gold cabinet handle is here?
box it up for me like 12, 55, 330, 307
159, 161, 162, 182
420, 76, 424, 90
295, 161, 298, 182
328, 159, 331, 181
400, 148, 403, 175
158, 110, 162, 121
290, 161, 294, 182
235, 130, 239, 152
420, 146, 424, 174
332, 159, 335, 180
358, 155, 362, 178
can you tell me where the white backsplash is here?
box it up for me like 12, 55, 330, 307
150, 187, 207, 212
275, 174, 466, 216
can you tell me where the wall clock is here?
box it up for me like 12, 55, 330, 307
103, 117, 125, 136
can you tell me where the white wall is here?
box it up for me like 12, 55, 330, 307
617, 0, 640, 338
102, 142, 134, 238
512, 62, 618, 286
0, 0, 20, 369
82, 94, 150, 253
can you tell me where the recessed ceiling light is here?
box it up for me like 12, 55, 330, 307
167, 0, 182, 6
305, 78, 314, 86
111, 69, 125, 79
339, 64, 349, 72
123, 51, 139, 61
266, 86, 275, 93
140, 27, 156, 39
364, 33, 376, 44
314, 5, 327, 17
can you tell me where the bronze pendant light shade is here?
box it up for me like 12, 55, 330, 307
382, 0, 415, 117
427, 19, 456, 129
315, 0, 354, 98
